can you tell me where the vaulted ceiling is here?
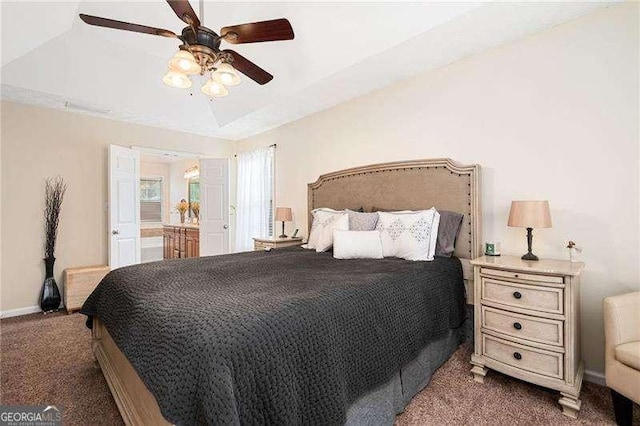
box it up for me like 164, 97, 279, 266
1, 1, 616, 140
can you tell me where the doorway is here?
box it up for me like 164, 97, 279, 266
108, 145, 230, 269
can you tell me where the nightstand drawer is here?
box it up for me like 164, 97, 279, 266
480, 267, 564, 284
482, 306, 564, 347
254, 242, 268, 251
481, 278, 564, 315
483, 334, 564, 380
253, 238, 303, 251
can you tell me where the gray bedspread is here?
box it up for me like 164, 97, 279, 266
81, 247, 466, 426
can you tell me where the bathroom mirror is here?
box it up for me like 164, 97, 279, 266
188, 178, 200, 217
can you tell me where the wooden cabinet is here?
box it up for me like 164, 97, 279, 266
253, 237, 303, 251
470, 255, 585, 418
163, 225, 199, 259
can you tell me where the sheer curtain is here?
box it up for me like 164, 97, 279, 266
234, 146, 275, 252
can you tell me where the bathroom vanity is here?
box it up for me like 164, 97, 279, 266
163, 224, 200, 259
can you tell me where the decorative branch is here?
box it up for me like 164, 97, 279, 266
190, 201, 200, 219
44, 176, 67, 259
176, 200, 189, 214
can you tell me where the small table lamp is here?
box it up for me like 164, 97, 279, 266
508, 200, 552, 261
275, 207, 293, 239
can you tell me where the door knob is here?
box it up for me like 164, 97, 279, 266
112, 229, 119, 235
223, 224, 229, 229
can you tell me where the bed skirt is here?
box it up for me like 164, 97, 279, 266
345, 317, 469, 425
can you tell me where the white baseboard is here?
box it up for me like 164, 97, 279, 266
584, 369, 606, 386
0, 305, 41, 318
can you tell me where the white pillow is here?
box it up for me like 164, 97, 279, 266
375, 208, 441, 261
333, 230, 383, 259
316, 214, 349, 252
307, 208, 343, 249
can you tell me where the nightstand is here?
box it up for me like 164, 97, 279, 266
253, 237, 303, 251
469, 255, 585, 418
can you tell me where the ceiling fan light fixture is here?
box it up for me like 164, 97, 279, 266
162, 70, 192, 89
201, 79, 229, 97
168, 50, 201, 75
212, 63, 241, 86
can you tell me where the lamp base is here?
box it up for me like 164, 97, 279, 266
521, 227, 539, 261
278, 221, 287, 239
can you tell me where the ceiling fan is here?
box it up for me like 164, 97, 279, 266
79, 0, 294, 98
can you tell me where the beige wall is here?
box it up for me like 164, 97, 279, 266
236, 4, 639, 374
0, 101, 234, 313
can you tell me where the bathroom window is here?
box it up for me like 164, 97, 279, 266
140, 178, 163, 223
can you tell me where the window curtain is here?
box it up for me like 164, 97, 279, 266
235, 146, 275, 252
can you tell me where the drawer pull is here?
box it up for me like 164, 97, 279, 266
513, 352, 522, 360
514, 274, 519, 278
513, 322, 522, 330
513, 291, 522, 299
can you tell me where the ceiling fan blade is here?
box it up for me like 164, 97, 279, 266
223, 50, 273, 85
221, 18, 294, 44
166, 0, 200, 27
79, 14, 177, 38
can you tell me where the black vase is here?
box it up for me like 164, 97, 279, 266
40, 257, 61, 313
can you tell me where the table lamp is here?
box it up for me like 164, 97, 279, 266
507, 200, 552, 261
275, 207, 293, 239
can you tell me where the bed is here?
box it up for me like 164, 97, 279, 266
83, 158, 481, 425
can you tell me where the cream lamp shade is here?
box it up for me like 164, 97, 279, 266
275, 207, 293, 222
508, 200, 552, 261
508, 200, 552, 228
275, 207, 292, 238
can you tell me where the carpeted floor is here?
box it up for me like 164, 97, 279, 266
1, 312, 637, 425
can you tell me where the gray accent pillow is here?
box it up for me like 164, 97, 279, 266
347, 210, 379, 231
435, 210, 464, 258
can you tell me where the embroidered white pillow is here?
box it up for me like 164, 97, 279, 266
307, 208, 343, 250
316, 214, 349, 252
375, 209, 441, 261
332, 230, 383, 259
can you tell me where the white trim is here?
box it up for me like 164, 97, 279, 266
1, 305, 41, 318
584, 369, 606, 386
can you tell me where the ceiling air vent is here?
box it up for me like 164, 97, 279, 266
64, 101, 111, 115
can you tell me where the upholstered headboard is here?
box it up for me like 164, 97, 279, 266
308, 159, 481, 291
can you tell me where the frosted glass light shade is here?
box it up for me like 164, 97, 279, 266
201, 79, 228, 97
168, 50, 201, 75
508, 200, 552, 228
212, 63, 241, 86
162, 70, 192, 89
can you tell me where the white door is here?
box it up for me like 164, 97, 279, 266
109, 144, 141, 268
199, 158, 230, 256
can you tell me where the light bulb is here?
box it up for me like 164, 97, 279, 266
221, 73, 233, 84
168, 50, 201, 75
162, 70, 192, 89
212, 63, 241, 86
201, 79, 228, 97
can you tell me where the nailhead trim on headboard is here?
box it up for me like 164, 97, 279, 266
307, 158, 481, 260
